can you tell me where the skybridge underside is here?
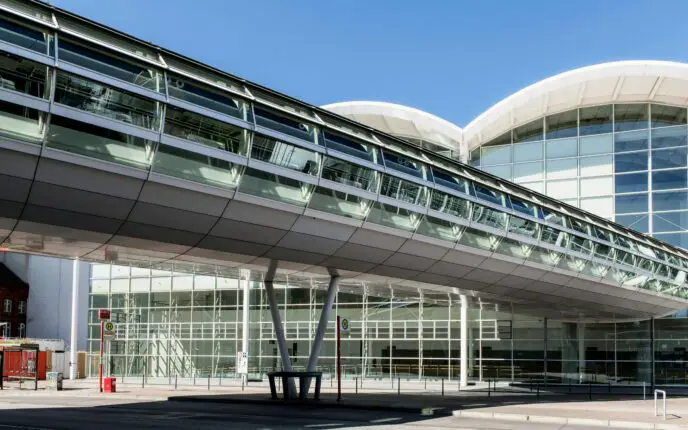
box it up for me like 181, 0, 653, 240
0, 144, 684, 320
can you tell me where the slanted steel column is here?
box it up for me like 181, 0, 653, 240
306, 270, 340, 375
70, 258, 79, 380
240, 269, 250, 385
459, 294, 468, 388
263, 260, 296, 396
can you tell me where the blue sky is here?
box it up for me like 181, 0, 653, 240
51, 0, 688, 126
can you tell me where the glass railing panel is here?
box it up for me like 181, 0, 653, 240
592, 226, 613, 242
415, 215, 463, 242
471, 204, 508, 231
0, 51, 49, 98
0, 17, 51, 54
308, 186, 373, 220
381, 149, 427, 180
542, 207, 568, 228
250, 134, 320, 175
508, 216, 540, 239
323, 131, 378, 163
59, 38, 162, 91
431, 167, 474, 195
54, 71, 160, 130
637, 258, 656, 274
509, 195, 541, 218
458, 227, 501, 252
614, 249, 636, 268
0, 99, 45, 144
582, 260, 610, 278
254, 106, 317, 144
152, 144, 241, 189
593, 243, 615, 261
167, 74, 249, 120
429, 190, 470, 220
528, 246, 562, 267
366, 202, 422, 232
239, 167, 314, 207
46, 115, 154, 169
569, 218, 592, 236
321, 156, 378, 193
494, 237, 533, 260
380, 175, 428, 207
164, 106, 249, 156
568, 235, 594, 256
473, 183, 509, 208
619, 270, 650, 289
540, 225, 568, 248
557, 253, 587, 273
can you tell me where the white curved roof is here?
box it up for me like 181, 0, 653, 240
463, 60, 688, 150
322, 101, 463, 151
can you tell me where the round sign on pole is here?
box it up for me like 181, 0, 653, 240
103, 321, 116, 338
340, 317, 350, 335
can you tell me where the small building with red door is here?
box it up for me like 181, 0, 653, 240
0, 263, 28, 339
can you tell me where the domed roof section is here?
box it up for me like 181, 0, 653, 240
322, 101, 463, 153
464, 60, 688, 150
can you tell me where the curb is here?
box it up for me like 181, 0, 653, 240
452, 410, 688, 429
169, 395, 452, 415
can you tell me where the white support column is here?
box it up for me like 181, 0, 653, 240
578, 322, 585, 383
305, 271, 340, 393
69, 258, 79, 380
459, 294, 468, 388
240, 269, 250, 384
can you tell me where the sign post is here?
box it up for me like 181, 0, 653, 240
336, 316, 349, 402
98, 309, 111, 393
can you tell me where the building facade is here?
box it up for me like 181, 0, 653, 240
0, 263, 28, 338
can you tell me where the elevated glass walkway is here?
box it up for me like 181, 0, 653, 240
0, 0, 687, 318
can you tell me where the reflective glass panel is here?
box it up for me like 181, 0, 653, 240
546, 137, 577, 158
251, 134, 320, 175
509, 196, 541, 218
542, 208, 567, 227
652, 169, 687, 190
513, 141, 543, 162
615, 214, 648, 233
614, 152, 648, 173
152, 144, 241, 189
615, 104, 649, 132
513, 118, 543, 143
615, 130, 648, 152
415, 215, 462, 242
458, 227, 501, 252
380, 175, 428, 206
0, 52, 48, 98
308, 186, 373, 220
579, 105, 613, 136
651, 126, 688, 149
469, 148, 480, 166
321, 156, 378, 192
654, 191, 688, 212
59, 38, 161, 91
615, 194, 648, 213
615, 173, 648, 194
431, 168, 473, 195
654, 232, 688, 249
323, 131, 377, 163
481, 145, 511, 165
382, 150, 427, 179
528, 246, 561, 266
239, 167, 314, 207
254, 106, 316, 143
651, 104, 687, 128
540, 225, 568, 247
164, 106, 249, 155
0, 100, 45, 144
494, 237, 533, 260
54, 71, 159, 130
652, 147, 687, 170
653, 212, 688, 233
569, 218, 592, 236
508, 216, 539, 239
366, 202, 422, 232
545, 109, 577, 140
471, 204, 508, 230
47, 115, 154, 169
580, 134, 613, 155
473, 184, 508, 208
167, 74, 248, 120
0, 17, 49, 54
429, 190, 470, 219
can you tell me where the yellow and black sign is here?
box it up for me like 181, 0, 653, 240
103, 321, 116, 338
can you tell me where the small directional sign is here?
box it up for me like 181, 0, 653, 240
340, 317, 350, 335
103, 321, 116, 338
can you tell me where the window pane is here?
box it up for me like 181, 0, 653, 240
308, 186, 372, 220
615, 104, 649, 132
580, 134, 613, 155
615, 152, 648, 173
431, 168, 473, 195
0, 17, 49, 54
615, 130, 648, 152
513, 162, 543, 182
167, 75, 248, 121
429, 190, 470, 219
651, 126, 687, 149
323, 131, 377, 163
654, 232, 688, 249
653, 212, 688, 233
651, 104, 687, 128
546, 178, 577, 199
473, 184, 509, 207
580, 176, 613, 197
0, 51, 49, 98
239, 168, 314, 207
152, 144, 241, 189
546, 158, 577, 179
615, 194, 648, 213
59, 38, 161, 91
366, 202, 422, 232
471, 204, 508, 230
652, 148, 687, 170
652, 170, 687, 191
251, 134, 320, 175
546, 137, 577, 158
580, 196, 613, 219
254, 106, 316, 143
164, 106, 249, 155
481, 145, 511, 165
615, 214, 648, 233
54, 72, 159, 130
546, 110, 577, 140
0, 100, 45, 144
513, 118, 543, 143
513, 141, 543, 162
47, 115, 154, 169
382, 150, 427, 179
415, 215, 462, 242
615, 173, 648, 194
580, 105, 613, 136
580, 155, 612, 176
483, 164, 511, 180
321, 157, 378, 193
380, 175, 428, 206
653, 191, 688, 212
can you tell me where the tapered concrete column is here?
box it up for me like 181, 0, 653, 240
69, 258, 79, 380
306, 271, 339, 373
460, 294, 468, 388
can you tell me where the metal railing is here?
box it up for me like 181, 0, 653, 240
654, 389, 666, 420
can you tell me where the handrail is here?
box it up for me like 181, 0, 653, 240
654, 389, 666, 420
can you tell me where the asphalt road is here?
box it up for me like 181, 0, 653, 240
0, 394, 610, 430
